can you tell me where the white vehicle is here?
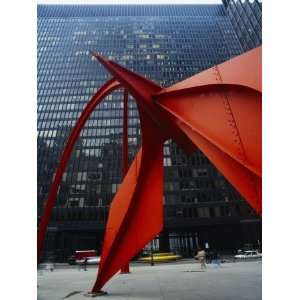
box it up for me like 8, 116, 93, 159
234, 250, 262, 259
77, 256, 101, 265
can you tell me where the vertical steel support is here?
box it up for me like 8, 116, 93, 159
120, 89, 130, 274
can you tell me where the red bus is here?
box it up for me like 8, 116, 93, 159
75, 250, 97, 261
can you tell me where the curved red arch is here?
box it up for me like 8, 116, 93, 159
37, 78, 121, 261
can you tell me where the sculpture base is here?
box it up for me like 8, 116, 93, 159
84, 291, 108, 297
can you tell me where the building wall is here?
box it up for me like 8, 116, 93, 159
37, 4, 261, 261
222, 0, 262, 51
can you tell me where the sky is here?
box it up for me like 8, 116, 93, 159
37, 0, 222, 4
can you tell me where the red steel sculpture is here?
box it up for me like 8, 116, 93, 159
37, 46, 261, 294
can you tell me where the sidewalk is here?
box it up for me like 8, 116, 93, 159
38, 260, 261, 300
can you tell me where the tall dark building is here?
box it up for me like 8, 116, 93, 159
37, 4, 261, 262
222, 0, 262, 51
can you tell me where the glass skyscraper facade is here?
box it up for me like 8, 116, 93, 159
223, 0, 262, 51
37, 4, 262, 261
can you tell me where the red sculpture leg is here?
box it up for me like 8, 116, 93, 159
91, 105, 165, 293
37, 78, 121, 262
120, 89, 130, 274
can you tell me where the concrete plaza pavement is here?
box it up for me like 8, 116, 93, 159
37, 260, 261, 300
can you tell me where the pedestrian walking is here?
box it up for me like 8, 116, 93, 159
195, 247, 206, 270
212, 250, 221, 267
216, 252, 221, 267
83, 257, 88, 271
